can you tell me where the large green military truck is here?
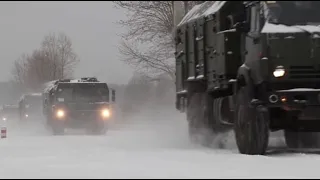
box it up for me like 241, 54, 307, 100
42, 77, 116, 135
174, 1, 320, 155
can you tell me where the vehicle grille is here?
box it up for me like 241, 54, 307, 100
289, 66, 320, 79
69, 111, 97, 120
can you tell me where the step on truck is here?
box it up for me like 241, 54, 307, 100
174, 1, 320, 155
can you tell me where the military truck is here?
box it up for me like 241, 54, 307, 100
0, 105, 19, 121
42, 77, 116, 135
174, 1, 320, 155
18, 93, 43, 121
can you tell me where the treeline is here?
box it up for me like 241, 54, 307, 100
118, 72, 175, 119
11, 32, 80, 92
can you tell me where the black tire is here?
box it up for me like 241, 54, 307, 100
51, 120, 65, 135
234, 86, 270, 155
187, 93, 213, 146
87, 122, 107, 135
284, 131, 320, 149
52, 126, 65, 135
212, 97, 233, 133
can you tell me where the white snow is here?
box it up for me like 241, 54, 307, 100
0, 109, 319, 178
30, 93, 42, 96
261, 22, 320, 34
178, 4, 202, 26
277, 88, 320, 92
202, 1, 226, 17
177, 90, 187, 94
196, 75, 204, 79
187, 76, 195, 80
178, 1, 226, 27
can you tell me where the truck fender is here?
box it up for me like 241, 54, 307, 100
235, 64, 254, 95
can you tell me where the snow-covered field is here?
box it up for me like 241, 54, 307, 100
0, 108, 319, 178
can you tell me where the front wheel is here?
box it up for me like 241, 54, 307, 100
234, 86, 270, 155
87, 122, 107, 135
51, 119, 65, 135
52, 125, 65, 135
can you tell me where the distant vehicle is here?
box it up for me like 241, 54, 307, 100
42, 77, 116, 135
18, 93, 42, 120
0, 105, 19, 121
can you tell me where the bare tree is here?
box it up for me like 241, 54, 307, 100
113, 1, 202, 80
41, 32, 79, 80
118, 40, 175, 79
121, 72, 153, 116
11, 32, 79, 91
11, 54, 28, 86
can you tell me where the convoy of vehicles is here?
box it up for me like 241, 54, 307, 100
174, 1, 320, 155
0, 77, 116, 136
2, 1, 320, 157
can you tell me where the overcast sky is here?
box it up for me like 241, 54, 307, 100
0, 1, 134, 85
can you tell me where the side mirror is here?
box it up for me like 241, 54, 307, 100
111, 89, 116, 103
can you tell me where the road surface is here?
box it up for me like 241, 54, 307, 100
0, 108, 319, 178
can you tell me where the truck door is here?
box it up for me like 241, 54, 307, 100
244, 3, 263, 84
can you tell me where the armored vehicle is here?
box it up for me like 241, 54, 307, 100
18, 93, 42, 121
174, 1, 320, 155
1, 105, 19, 121
42, 77, 116, 135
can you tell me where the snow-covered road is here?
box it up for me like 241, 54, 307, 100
0, 109, 319, 178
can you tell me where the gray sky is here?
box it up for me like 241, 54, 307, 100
0, 1, 134, 84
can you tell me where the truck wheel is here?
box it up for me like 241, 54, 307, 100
234, 86, 270, 155
87, 122, 107, 135
51, 121, 64, 135
187, 92, 213, 146
213, 97, 233, 133
52, 126, 64, 135
284, 131, 320, 148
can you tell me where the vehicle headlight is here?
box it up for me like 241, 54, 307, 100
101, 109, 110, 118
25, 114, 29, 118
273, 66, 285, 78
2, 117, 6, 121
56, 109, 65, 118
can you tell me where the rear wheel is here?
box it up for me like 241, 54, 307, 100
212, 97, 233, 132
187, 92, 215, 147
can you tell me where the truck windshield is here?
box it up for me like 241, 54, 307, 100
56, 83, 109, 103
74, 85, 109, 102
266, 1, 320, 25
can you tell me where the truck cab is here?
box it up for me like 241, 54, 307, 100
43, 77, 116, 135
